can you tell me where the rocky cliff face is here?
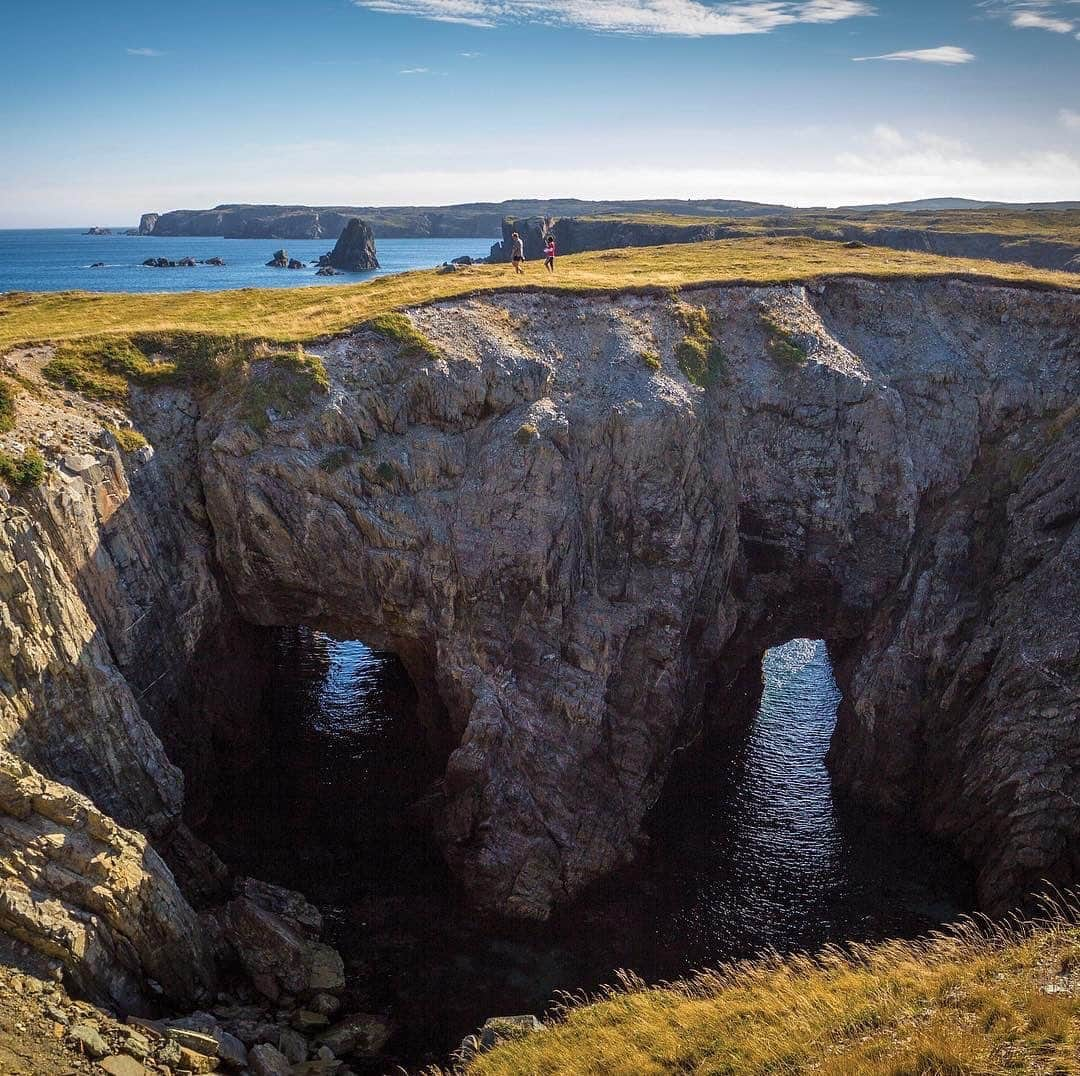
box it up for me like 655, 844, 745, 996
1, 279, 1077, 1010
196, 279, 1079, 919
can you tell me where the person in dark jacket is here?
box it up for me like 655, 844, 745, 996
511, 231, 525, 274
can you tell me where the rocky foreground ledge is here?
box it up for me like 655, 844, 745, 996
0, 275, 1077, 1058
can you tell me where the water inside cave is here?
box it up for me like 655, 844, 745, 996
199, 631, 974, 1068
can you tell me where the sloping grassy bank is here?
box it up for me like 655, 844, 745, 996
2, 237, 1078, 351
458, 904, 1080, 1075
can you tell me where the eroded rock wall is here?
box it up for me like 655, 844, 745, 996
0, 379, 231, 1005
198, 279, 1080, 918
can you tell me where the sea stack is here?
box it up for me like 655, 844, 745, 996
319, 218, 379, 272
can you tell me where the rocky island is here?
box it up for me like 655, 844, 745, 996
317, 218, 379, 272
0, 238, 1077, 1071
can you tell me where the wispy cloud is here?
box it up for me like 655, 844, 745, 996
979, 1, 1077, 35
354, 0, 875, 36
399, 66, 432, 74
853, 45, 975, 64
1061, 108, 1080, 130
1013, 10, 1074, 31
459, 51, 484, 58
126, 47, 165, 57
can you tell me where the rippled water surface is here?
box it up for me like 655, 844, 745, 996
202, 633, 973, 1068
0, 229, 496, 293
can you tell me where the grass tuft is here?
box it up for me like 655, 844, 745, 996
107, 426, 149, 453
0, 377, 15, 434
366, 312, 441, 360
639, 349, 662, 372
0, 447, 45, 490
240, 346, 330, 433
515, 422, 540, 446
674, 302, 727, 388
320, 447, 353, 474
760, 314, 808, 367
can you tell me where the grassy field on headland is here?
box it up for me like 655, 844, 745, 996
458, 906, 1080, 1075
581, 208, 1080, 243
2, 237, 1078, 351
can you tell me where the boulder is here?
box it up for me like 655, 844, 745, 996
318, 1013, 393, 1057
204, 256, 226, 266
223, 883, 344, 999
70, 1022, 108, 1059
178, 256, 197, 267
248, 1043, 292, 1076
277, 1027, 308, 1063
90, 262, 106, 268
315, 266, 342, 276
99, 1057, 148, 1076
266, 249, 290, 268
287, 258, 306, 269
479, 1015, 542, 1050
317, 218, 379, 272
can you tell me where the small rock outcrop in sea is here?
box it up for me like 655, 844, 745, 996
90, 262, 105, 268
85, 227, 112, 236
142, 256, 199, 268
316, 266, 342, 276
318, 218, 379, 272
265, 249, 290, 268
204, 256, 225, 266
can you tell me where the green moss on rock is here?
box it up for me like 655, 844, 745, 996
0, 447, 45, 490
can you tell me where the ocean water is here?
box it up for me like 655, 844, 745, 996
201, 633, 973, 1066
0, 229, 496, 293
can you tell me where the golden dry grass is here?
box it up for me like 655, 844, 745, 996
1, 237, 1077, 352
583, 208, 1080, 243
456, 903, 1080, 1076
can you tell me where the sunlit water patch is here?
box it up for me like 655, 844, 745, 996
200, 633, 973, 1068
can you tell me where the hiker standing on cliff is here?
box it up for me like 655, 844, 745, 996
511, 231, 525, 274
544, 234, 556, 273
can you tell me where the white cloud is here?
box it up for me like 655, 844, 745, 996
1012, 10, 1074, 31
459, 51, 484, 57
354, 0, 875, 36
853, 45, 975, 63
126, 47, 165, 57
978, 1, 1077, 35
399, 66, 432, 74
1061, 108, 1080, 129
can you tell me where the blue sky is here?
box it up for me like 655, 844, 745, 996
1, 0, 1078, 225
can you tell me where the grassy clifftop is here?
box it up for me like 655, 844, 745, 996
2, 237, 1078, 351
582, 208, 1080, 244
460, 906, 1080, 1075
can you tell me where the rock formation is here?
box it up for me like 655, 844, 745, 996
318, 219, 379, 272
0, 277, 1077, 1013
489, 216, 554, 262
0, 755, 215, 1012
137, 213, 159, 236
197, 280, 1079, 919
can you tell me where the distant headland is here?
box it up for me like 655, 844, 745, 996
134, 196, 1080, 241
